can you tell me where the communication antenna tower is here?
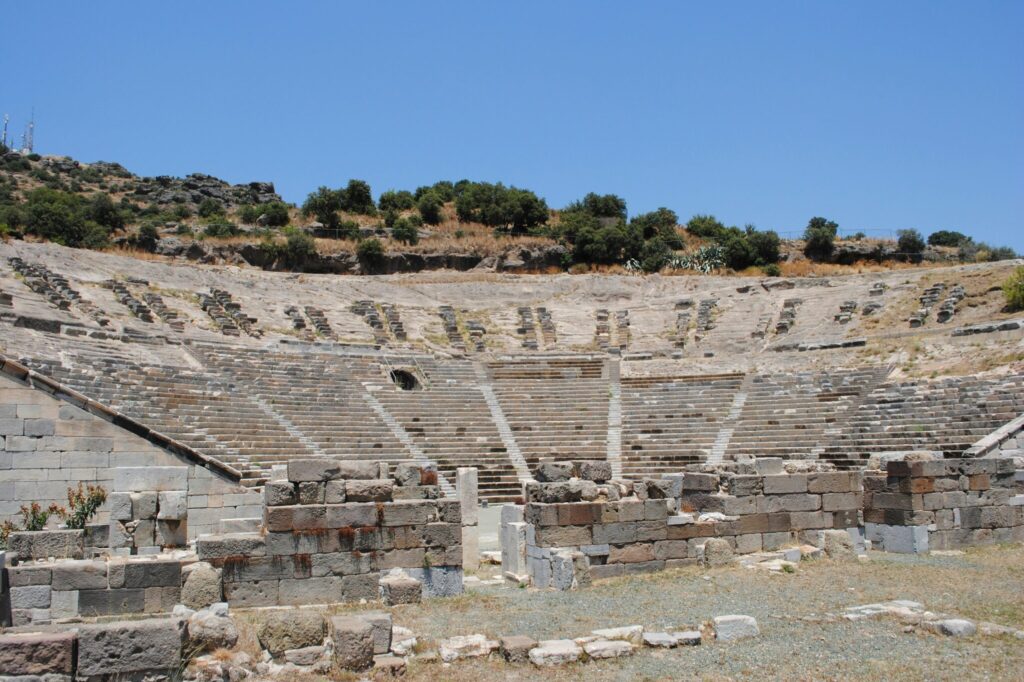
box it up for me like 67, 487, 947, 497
1, 114, 8, 149
21, 110, 35, 153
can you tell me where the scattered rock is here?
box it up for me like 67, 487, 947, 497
331, 615, 375, 671
713, 615, 760, 642
529, 639, 582, 666
591, 625, 644, 645
439, 634, 496, 662
181, 562, 223, 610
257, 609, 327, 657
188, 603, 238, 651
583, 639, 634, 659
500, 635, 537, 663
822, 530, 856, 560
704, 538, 734, 567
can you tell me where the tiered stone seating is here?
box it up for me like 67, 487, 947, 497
370, 357, 520, 500
189, 345, 408, 476
438, 305, 466, 351
303, 306, 336, 339
620, 373, 744, 476
516, 307, 539, 349
8, 257, 109, 325
106, 281, 154, 323
488, 358, 609, 469
380, 303, 406, 341
724, 368, 888, 460
23, 353, 314, 486
820, 374, 1024, 469
673, 300, 693, 348
537, 307, 557, 345
350, 300, 390, 344
210, 289, 261, 337
142, 292, 185, 332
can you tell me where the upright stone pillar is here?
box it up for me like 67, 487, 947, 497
456, 468, 479, 571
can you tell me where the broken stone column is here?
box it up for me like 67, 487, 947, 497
500, 504, 528, 582
457, 467, 479, 571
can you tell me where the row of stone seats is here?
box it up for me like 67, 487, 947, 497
620, 373, 745, 476
370, 356, 521, 500
488, 359, 609, 464
724, 367, 888, 460
820, 374, 1024, 468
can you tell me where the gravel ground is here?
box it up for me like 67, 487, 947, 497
308, 543, 1024, 680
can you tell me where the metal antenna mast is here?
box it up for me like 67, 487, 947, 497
1, 114, 8, 149
21, 110, 34, 153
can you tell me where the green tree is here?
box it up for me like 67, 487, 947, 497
417, 191, 444, 225
378, 190, 415, 212
302, 186, 344, 229
806, 216, 839, 236
745, 226, 781, 265
283, 227, 316, 263
340, 179, 376, 215
391, 217, 419, 245
631, 208, 681, 247
927, 230, 968, 247
88, 193, 126, 230
897, 229, 926, 263
721, 228, 758, 270
686, 214, 727, 241
563, 193, 627, 220
454, 182, 548, 232
803, 217, 838, 261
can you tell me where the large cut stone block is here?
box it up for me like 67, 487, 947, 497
0, 631, 75, 675
114, 466, 188, 492
51, 559, 108, 591
8, 529, 84, 560
331, 615, 375, 671
77, 617, 185, 678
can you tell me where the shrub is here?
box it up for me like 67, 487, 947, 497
261, 202, 290, 227
928, 230, 968, 247
202, 222, 241, 238
639, 237, 672, 272
19, 501, 63, 531
357, 237, 384, 263
1003, 266, 1024, 311
897, 229, 926, 263
573, 223, 628, 263
762, 263, 781, 277
283, 227, 316, 263
382, 208, 399, 228
88, 193, 126, 230
391, 217, 419, 245
198, 198, 225, 218
59, 483, 107, 529
414, 181, 456, 202
135, 223, 160, 251
337, 219, 361, 240
172, 204, 192, 220
417, 191, 444, 225
806, 216, 839, 236
238, 204, 261, 225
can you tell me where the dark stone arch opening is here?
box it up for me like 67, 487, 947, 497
390, 369, 420, 391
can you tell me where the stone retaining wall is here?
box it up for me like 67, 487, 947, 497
0, 372, 261, 538
512, 459, 864, 587
864, 458, 1024, 552
195, 459, 464, 608
5, 553, 188, 626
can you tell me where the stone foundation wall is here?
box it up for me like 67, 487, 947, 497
0, 373, 261, 539
514, 459, 864, 586
864, 458, 1024, 552
195, 459, 464, 608
5, 553, 188, 626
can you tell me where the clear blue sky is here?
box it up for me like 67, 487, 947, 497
3, 2, 1022, 249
